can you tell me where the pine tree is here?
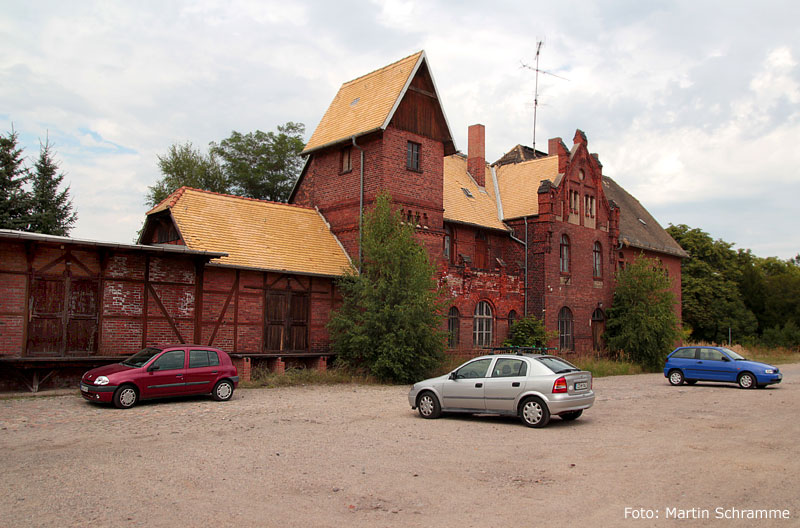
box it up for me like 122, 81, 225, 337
28, 139, 77, 236
605, 254, 681, 369
328, 193, 446, 383
0, 129, 31, 230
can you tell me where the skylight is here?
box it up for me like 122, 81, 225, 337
462, 187, 474, 198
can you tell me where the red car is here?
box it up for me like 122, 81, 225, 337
80, 345, 239, 409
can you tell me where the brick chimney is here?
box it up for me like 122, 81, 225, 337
468, 124, 485, 187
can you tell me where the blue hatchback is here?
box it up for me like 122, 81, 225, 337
664, 346, 782, 389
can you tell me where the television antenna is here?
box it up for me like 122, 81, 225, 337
521, 40, 569, 157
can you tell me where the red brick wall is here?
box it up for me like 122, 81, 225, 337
0, 241, 27, 356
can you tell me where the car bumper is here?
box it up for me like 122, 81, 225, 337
757, 372, 782, 386
545, 391, 596, 414
79, 383, 117, 403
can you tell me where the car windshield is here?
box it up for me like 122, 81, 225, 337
721, 347, 746, 360
122, 347, 163, 367
536, 356, 580, 374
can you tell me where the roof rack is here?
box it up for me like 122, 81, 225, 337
485, 346, 557, 355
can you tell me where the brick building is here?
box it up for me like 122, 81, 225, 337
0, 50, 686, 389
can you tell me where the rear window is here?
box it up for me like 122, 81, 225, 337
189, 349, 221, 368
671, 348, 696, 359
535, 356, 579, 374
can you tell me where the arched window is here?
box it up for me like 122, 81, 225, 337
558, 307, 574, 351
448, 307, 460, 348
593, 242, 602, 278
560, 235, 570, 273
591, 309, 605, 352
508, 310, 517, 327
473, 301, 493, 347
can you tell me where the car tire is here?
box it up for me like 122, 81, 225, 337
113, 385, 138, 409
212, 380, 235, 401
519, 396, 550, 428
685, 380, 697, 385
737, 372, 756, 389
416, 391, 441, 419
668, 369, 684, 386
560, 410, 583, 421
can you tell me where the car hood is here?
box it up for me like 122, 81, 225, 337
84, 362, 134, 381
414, 374, 450, 388
734, 359, 778, 371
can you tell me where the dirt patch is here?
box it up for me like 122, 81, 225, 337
1, 365, 798, 527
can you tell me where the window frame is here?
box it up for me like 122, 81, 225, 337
560, 234, 570, 274
340, 146, 352, 174
406, 141, 421, 172
593, 241, 602, 278
558, 307, 574, 351
473, 301, 494, 347
447, 307, 460, 348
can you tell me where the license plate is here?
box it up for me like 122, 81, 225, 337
575, 381, 589, 390
80, 383, 89, 392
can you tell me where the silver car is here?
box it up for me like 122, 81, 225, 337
408, 353, 595, 428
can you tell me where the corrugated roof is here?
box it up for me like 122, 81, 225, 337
602, 177, 689, 258
149, 188, 354, 277
495, 155, 559, 219
443, 155, 507, 231
302, 51, 424, 155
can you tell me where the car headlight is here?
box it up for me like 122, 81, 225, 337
94, 376, 110, 386
764, 369, 776, 374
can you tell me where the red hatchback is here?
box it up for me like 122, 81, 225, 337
80, 345, 239, 409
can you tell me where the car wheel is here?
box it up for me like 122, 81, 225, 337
685, 380, 697, 385
668, 369, 685, 386
519, 397, 550, 428
212, 380, 234, 401
416, 391, 441, 419
113, 385, 138, 409
560, 410, 583, 421
738, 372, 756, 389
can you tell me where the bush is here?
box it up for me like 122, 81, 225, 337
503, 315, 555, 347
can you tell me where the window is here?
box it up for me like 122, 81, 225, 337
560, 235, 570, 274
593, 242, 602, 277
558, 307, 574, 351
699, 348, 725, 361
189, 349, 220, 368
443, 225, 454, 264
473, 301, 493, 347
492, 358, 527, 378
152, 350, 185, 371
584, 195, 595, 218
341, 147, 352, 173
569, 190, 580, 213
671, 348, 697, 359
455, 358, 492, 379
448, 307, 460, 348
617, 251, 625, 271
474, 231, 488, 269
406, 141, 421, 171
508, 310, 517, 328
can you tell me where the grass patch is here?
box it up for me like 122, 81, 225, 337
241, 365, 378, 389
571, 356, 649, 377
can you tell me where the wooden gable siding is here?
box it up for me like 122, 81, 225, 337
390, 64, 452, 150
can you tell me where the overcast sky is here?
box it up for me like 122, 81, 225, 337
2, 0, 798, 259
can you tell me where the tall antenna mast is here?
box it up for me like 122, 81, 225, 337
521, 40, 568, 158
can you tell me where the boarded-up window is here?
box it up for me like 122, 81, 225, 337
28, 277, 99, 356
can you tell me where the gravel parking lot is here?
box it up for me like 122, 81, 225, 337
1, 364, 798, 527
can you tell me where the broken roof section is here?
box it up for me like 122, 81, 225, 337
443, 154, 508, 231
144, 187, 354, 277
302, 51, 455, 155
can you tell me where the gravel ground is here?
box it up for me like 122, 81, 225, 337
1, 364, 798, 527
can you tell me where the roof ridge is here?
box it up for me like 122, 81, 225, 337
145, 186, 187, 215
173, 187, 316, 211
341, 51, 423, 88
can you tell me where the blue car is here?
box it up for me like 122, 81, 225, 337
664, 346, 782, 389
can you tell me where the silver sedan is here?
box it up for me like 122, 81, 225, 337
408, 353, 595, 427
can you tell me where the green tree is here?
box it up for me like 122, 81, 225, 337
210, 122, 305, 202
28, 139, 77, 236
666, 224, 757, 342
605, 255, 681, 369
0, 129, 31, 230
146, 141, 228, 207
328, 193, 445, 383
503, 315, 554, 347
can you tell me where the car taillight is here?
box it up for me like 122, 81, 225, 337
552, 376, 568, 393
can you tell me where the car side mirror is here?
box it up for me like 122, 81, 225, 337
147, 364, 160, 372
721, 356, 730, 362
449, 371, 457, 380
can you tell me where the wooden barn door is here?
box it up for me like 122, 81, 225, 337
264, 291, 308, 353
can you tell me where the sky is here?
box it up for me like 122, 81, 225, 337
2, 0, 798, 259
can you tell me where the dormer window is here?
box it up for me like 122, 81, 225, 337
462, 187, 474, 198
406, 141, 421, 171
341, 146, 352, 173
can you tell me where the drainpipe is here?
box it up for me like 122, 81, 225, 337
352, 136, 365, 271
509, 216, 529, 317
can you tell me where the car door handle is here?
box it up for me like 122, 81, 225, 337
512, 382, 520, 387
212, 371, 218, 374
475, 383, 483, 388
176, 374, 184, 378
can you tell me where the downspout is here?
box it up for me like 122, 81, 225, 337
352, 136, 365, 271
509, 216, 529, 317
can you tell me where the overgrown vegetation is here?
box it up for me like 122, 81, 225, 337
571, 356, 648, 377
503, 314, 555, 347
605, 255, 681, 370
241, 365, 378, 389
328, 193, 446, 383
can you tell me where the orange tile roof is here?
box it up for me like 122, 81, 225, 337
443, 155, 507, 231
302, 51, 425, 154
148, 188, 353, 277
495, 155, 559, 219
